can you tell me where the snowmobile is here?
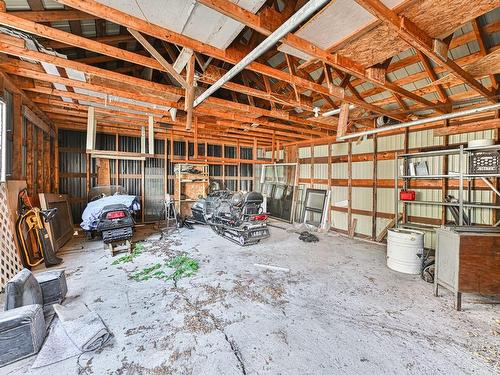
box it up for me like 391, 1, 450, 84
96, 204, 135, 244
192, 190, 270, 246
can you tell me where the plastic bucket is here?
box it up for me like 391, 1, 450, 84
387, 228, 424, 274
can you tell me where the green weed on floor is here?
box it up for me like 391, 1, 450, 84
131, 254, 199, 283
111, 243, 144, 265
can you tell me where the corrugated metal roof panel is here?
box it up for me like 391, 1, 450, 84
5, 0, 29, 10
42, 0, 64, 9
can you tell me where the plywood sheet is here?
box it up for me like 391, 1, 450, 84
429, 49, 500, 87
336, 0, 498, 67
96, 0, 266, 49
280, 0, 497, 69
279, 0, 407, 60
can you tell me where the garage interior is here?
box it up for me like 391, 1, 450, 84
0, 0, 499, 373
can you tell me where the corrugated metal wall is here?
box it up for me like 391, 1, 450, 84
58, 130, 254, 223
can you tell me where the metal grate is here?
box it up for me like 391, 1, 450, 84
0, 183, 22, 291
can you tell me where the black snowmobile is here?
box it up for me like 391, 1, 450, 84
96, 204, 135, 244
192, 190, 270, 246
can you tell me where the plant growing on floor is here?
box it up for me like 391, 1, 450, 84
165, 255, 199, 282
131, 263, 162, 281
112, 243, 144, 265
129, 254, 199, 284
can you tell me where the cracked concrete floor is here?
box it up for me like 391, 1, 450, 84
2, 223, 499, 375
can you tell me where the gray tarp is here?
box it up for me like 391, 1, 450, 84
80, 195, 140, 231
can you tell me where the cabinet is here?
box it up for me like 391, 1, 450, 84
434, 227, 500, 310
174, 164, 209, 217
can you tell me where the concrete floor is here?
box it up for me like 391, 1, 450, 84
2, 223, 499, 375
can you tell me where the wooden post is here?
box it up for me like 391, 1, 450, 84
141, 159, 145, 222
402, 128, 409, 225
86, 153, 91, 196
115, 133, 119, 186
36, 128, 43, 194
86, 106, 96, 151
26, 122, 33, 195
170, 130, 174, 164
237, 140, 241, 190
441, 119, 449, 225
54, 126, 59, 193
494, 110, 499, 225
222, 143, 225, 186
43, 134, 50, 192
310, 144, 314, 186
372, 134, 378, 240
327, 140, 332, 229
253, 138, 257, 161
148, 115, 154, 155
164, 132, 168, 198
12, 93, 22, 179
271, 131, 275, 162
194, 116, 198, 159
347, 141, 353, 237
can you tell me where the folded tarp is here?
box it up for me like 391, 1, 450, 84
32, 303, 111, 368
53, 303, 111, 352
81, 194, 140, 230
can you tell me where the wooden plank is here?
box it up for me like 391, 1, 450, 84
372, 134, 378, 240
353, 0, 494, 102
148, 115, 154, 155
347, 141, 353, 236
43, 134, 50, 192
36, 128, 43, 196
54, 126, 59, 192
185, 53, 196, 131
39, 193, 74, 252
22, 105, 53, 136
376, 215, 399, 242
11, 9, 95, 22
96, 158, 111, 185
86, 106, 96, 151
433, 118, 500, 136
12, 93, 22, 179
337, 102, 350, 137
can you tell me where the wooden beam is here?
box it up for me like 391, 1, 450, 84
416, 50, 449, 104
184, 53, 195, 131
337, 102, 350, 137
471, 18, 498, 90
11, 93, 23, 179
196, 0, 438, 114
353, 0, 495, 102
0, 35, 332, 134
433, 118, 500, 136
55, 0, 406, 120
10, 9, 95, 22
128, 28, 188, 89
22, 105, 53, 136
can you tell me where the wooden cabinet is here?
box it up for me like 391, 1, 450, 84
174, 164, 209, 217
435, 227, 500, 310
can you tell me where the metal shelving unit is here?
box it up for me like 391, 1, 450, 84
395, 144, 500, 229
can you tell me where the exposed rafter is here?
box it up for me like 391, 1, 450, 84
196, 0, 441, 113
353, 0, 495, 102
55, 0, 406, 120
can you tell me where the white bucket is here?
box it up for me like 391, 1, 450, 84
387, 228, 424, 274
